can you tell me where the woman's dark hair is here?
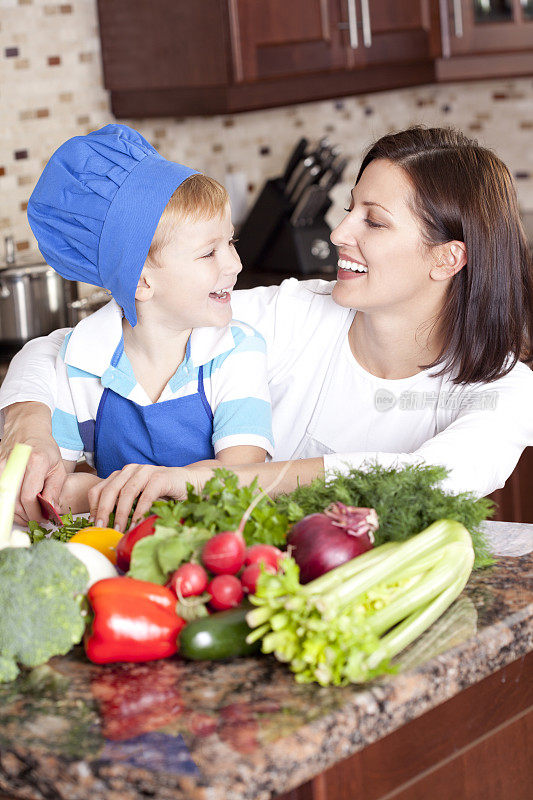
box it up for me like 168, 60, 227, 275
356, 126, 533, 384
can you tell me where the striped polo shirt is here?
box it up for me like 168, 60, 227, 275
52, 299, 274, 467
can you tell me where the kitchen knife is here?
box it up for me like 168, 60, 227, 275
321, 156, 348, 192
282, 137, 309, 185
290, 184, 330, 227
37, 493, 63, 525
285, 155, 317, 196
289, 163, 321, 205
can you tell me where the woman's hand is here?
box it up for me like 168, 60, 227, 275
0, 402, 67, 524
88, 464, 209, 532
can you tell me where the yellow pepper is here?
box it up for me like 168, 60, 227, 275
69, 528, 123, 565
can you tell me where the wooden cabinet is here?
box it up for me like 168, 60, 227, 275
436, 0, 533, 80
489, 446, 533, 524
96, 1, 533, 118
342, 0, 441, 69
97, 1, 438, 118
230, 1, 347, 82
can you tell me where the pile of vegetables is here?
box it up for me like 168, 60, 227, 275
0, 447, 493, 686
246, 519, 475, 685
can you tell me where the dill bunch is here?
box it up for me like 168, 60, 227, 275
275, 463, 495, 569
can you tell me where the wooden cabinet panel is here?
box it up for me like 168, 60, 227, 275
97, 0, 230, 91
439, 0, 533, 56
354, 0, 441, 66
229, 0, 347, 81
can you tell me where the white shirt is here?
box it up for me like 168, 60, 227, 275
2, 278, 532, 497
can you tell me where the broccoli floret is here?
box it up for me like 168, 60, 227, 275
0, 540, 89, 682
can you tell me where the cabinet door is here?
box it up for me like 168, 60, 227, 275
97, 0, 230, 91
346, 0, 440, 68
440, 0, 533, 56
229, 0, 347, 82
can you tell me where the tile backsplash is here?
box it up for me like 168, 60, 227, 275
2, 0, 533, 290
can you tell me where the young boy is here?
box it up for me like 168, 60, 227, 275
27, 124, 273, 524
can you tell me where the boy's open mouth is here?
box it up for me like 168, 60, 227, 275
209, 289, 231, 303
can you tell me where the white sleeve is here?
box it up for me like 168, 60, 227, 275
324, 365, 533, 498
0, 328, 69, 435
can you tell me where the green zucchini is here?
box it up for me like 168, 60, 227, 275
179, 605, 261, 661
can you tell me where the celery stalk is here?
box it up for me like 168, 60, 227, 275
318, 520, 472, 616
366, 560, 473, 670
367, 543, 470, 637
0, 443, 32, 546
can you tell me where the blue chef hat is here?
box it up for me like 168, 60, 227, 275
27, 124, 199, 326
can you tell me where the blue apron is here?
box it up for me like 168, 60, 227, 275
94, 341, 214, 479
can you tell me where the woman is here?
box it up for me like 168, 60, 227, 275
1, 126, 532, 530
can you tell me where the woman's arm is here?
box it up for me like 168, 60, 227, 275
0, 329, 66, 424
323, 368, 533, 498
0, 330, 67, 521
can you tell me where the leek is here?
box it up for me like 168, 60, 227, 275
246, 519, 475, 685
0, 443, 32, 548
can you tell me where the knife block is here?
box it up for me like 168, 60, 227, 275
236, 179, 336, 275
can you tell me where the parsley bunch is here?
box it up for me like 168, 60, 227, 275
275, 463, 494, 569
151, 468, 289, 547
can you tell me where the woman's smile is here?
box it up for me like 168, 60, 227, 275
337, 254, 368, 279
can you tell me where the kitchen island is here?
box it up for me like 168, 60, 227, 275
1, 520, 531, 800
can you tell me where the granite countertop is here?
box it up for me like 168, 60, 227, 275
1, 520, 532, 800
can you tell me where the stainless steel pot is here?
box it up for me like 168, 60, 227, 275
0, 262, 76, 348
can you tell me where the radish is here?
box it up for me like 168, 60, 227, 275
170, 563, 209, 598
202, 532, 246, 575
201, 462, 293, 576
244, 544, 283, 571
240, 562, 276, 595
287, 502, 378, 584
208, 575, 244, 610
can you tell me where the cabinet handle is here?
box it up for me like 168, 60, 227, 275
347, 0, 359, 49
360, 0, 372, 48
452, 0, 463, 38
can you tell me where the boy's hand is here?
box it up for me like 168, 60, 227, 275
88, 464, 207, 532
0, 402, 66, 524
57, 472, 102, 517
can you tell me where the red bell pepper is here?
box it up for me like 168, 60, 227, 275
115, 514, 158, 572
85, 576, 186, 664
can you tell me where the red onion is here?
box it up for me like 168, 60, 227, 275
287, 503, 378, 584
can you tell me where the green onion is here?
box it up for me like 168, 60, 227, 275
246, 518, 475, 685
0, 443, 31, 547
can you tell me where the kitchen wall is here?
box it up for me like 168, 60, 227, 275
2, 0, 533, 287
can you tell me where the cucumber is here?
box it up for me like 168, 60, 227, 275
179, 605, 261, 661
